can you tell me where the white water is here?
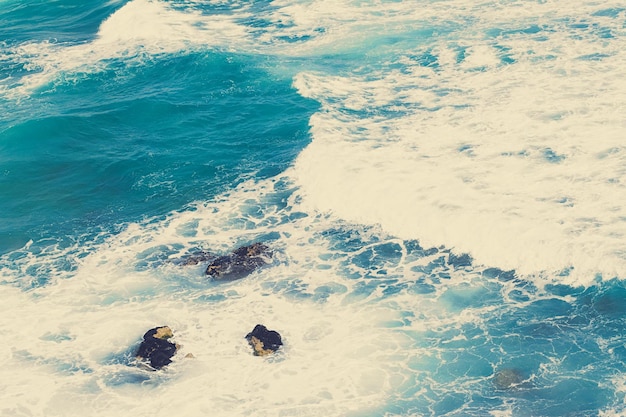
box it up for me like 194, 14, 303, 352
1, 179, 413, 416
4, 0, 249, 97
3, 2, 626, 415
6, 0, 625, 281
290, 6, 626, 283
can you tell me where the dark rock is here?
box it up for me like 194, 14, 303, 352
135, 326, 178, 370
206, 242, 272, 281
245, 324, 283, 356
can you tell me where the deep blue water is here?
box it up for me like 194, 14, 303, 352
2, 1, 626, 416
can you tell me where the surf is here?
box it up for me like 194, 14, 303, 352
2, 1, 626, 416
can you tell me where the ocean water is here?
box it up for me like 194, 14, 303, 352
1, 0, 626, 416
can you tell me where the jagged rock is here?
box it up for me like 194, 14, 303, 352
492, 368, 524, 390
206, 242, 272, 281
135, 326, 178, 370
245, 324, 283, 356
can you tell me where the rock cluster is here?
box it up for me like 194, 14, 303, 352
205, 242, 272, 281
134, 323, 282, 371
133, 242, 281, 371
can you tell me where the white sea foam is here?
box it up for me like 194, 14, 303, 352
1, 178, 413, 417
2, 288, 399, 416
3, 0, 251, 97
3, 2, 626, 414
290, 4, 626, 284
3, 174, 572, 416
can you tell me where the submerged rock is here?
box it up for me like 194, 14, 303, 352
171, 250, 214, 266
135, 326, 178, 370
245, 324, 283, 356
492, 368, 524, 390
206, 242, 272, 281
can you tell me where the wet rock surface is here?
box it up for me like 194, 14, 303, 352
135, 326, 178, 370
206, 242, 272, 281
245, 324, 283, 356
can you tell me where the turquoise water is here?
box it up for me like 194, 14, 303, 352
2, 1, 626, 416
0, 46, 316, 253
